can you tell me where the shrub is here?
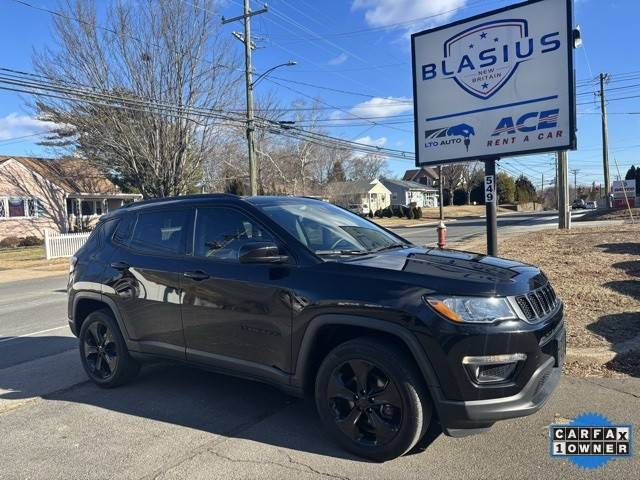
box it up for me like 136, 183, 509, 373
417, 207, 423, 219
374, 209, 382, 218
411, 207, 420, 219
384, 208, 392, 218
19, 236, 44, 247
407, 208, 415, 220
0, 236, 21, 249
368, 210, 374, 218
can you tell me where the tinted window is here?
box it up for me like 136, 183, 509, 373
130, 209, 191, 255
194, 207, 273, 261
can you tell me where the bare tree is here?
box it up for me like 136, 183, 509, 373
33, 0, 241, 198
441, 164, 465, 205
460, 161, 484, 205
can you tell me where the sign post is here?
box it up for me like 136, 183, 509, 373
411, 0, 576, 254
484, 158, 498, 255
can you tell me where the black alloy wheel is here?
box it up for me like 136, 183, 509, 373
79, 309, 139, 388
83, 320, 118, 380
315, 337, 431, 461
328, 359, 403, 446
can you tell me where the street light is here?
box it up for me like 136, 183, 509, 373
252, 61, 297, 87
246, 60, 296, 196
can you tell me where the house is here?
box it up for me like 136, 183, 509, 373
402, 167, 439, 188
0, 155, 141, 240
380, 178, 439, 208
328, 179, 391, 214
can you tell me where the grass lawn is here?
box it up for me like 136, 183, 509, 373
372, 205, 514, 227
576, 207, 639, 222
456, 224, 640, 378
0, 246, 67, 273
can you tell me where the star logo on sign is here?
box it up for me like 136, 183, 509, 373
494, 37, 499, 42
469, 43, 474, 49
480, 32, 487, 39
482, 83, 489, 89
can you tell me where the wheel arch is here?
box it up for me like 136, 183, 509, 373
292, 314, 442, 398
72, 292, 130, 342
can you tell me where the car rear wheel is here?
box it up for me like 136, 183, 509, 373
315, 337, 431, 461
79, 309, 139, 388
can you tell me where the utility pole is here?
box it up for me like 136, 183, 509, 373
557, 151, 571, 229
222, 1, 268, 196
438, 165, 444, 220
570, 168, 580, 196
599, 73, 611, 207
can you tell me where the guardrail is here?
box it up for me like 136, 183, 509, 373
44, 229, 91, 259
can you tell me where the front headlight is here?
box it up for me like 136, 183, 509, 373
425, 295, 517, 323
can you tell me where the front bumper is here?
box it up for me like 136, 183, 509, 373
418, 313, 566, 435
437, 354, 561, 435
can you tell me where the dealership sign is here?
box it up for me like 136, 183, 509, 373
411, 0, 576, 166
612, 180, 637, 208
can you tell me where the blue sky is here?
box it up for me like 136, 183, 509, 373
0, 0, 639, 188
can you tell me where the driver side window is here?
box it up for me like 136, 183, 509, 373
194, 207, 273, 262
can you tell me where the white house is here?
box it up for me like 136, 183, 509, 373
328, 179, 392, 214
380, 178, 439, 208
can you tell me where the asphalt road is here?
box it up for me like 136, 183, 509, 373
390, 210, 565, 247
1, 236, 638, 479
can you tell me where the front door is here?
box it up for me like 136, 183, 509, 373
180, 206, 294, 376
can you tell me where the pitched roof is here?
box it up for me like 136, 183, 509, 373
0, 156, 119, 194
402, 167, 439, 181
380, 177, 437, 192
329, 180, 378, 195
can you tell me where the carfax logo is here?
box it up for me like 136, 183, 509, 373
425, 123, 475, 151
550, 412, 632, 470
420, 19, 561, 99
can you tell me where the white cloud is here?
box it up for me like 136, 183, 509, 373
328, 53, 349, 65
352, 0, 466, 29
0, 113, 57, 141
341, 96, 413, 120
355, 135, 388, 148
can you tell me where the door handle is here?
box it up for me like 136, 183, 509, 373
183, 270, 210, 281
110, 261, 130, 270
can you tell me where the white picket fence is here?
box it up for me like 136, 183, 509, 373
44, 230, 91, 259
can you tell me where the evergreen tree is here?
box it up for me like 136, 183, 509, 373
327, 160, 347, 183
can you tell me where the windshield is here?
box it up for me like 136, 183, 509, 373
257, 201, 407, 255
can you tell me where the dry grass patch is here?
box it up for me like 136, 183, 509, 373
0, 246, 67, 281
456, 225, 640, 362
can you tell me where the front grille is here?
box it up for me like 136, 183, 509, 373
515, 284, 559, 322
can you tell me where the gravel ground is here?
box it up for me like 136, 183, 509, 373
457, 224, 640, 377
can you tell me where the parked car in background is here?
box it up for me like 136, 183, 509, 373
68, 195, 564, 461
346, 203, 369, 216
586, 201, 597, 209
571, 199, 586, 209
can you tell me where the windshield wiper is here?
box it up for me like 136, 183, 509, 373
370, 243, 409, 253
315, 249, 369, 256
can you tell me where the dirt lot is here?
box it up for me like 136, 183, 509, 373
0, 246, 67, 283
456, 224, 640, 377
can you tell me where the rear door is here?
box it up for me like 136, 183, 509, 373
180, 205, 295, 375
102, 207, 192, 360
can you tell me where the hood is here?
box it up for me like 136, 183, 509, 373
336, 246, 546, 296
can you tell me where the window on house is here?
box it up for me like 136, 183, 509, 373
81, 201, 94, 216
0, 197, 40, 219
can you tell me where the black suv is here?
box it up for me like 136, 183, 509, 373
68, 195, 565, 461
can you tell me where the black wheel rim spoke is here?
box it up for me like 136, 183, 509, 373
103, 353, 117, 374
328, 359, 403, 447
335, 406, 362, 440
88, 322, 103, 347
366, 410, 399, 444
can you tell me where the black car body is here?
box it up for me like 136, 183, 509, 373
68, 194, 564, 460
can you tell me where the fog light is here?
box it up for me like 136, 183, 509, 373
462, 354, 526, 384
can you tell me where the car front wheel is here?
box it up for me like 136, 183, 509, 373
315, 337, 431, 461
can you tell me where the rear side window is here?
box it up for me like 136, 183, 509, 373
113, 214, 134, 245
130, 209, 191, 255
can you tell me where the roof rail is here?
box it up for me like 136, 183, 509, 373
121, 193, 239, 208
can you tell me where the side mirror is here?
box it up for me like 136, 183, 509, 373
238, 241, 289, 264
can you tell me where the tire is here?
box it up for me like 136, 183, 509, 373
315, 337, 431, 461
79, 309, 140, 388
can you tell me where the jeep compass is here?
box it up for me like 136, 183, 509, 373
68, 194, 565, 461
